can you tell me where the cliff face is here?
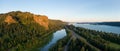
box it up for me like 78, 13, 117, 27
4, 15, 16, 24
33, 15, 49, 29
2, 11, 49, 29
1, 11, 66, 30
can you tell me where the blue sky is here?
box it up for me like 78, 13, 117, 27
0, 0, 120, 22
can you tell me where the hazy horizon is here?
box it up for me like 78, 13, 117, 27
1, 0, 120, 22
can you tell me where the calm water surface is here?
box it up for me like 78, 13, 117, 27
40, 29, 67, 51
73, 24, 120, 34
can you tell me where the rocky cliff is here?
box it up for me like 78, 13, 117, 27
33, 15, 49, 29
2, 11, 49, 29
4, 15, 17, 24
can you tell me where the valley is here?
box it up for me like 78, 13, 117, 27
0, 11, 120, 51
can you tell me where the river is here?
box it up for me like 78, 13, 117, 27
37, 23, 120, 51
73, 23, 120, 34
40, 29, 67, 51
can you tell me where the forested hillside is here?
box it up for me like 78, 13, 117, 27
0, 11, 66, 51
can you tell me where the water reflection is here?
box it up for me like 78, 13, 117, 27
40, 29, 67, 51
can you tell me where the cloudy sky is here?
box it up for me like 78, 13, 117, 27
0, 0, 120, 22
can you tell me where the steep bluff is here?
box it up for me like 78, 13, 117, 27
2, 11, 49, 29
33, 15, 49, 29
4, 15, 16, 24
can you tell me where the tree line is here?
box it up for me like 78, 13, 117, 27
67, 25, 120, 51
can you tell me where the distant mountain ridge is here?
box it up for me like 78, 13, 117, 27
94, 22, 120, 27
77, 22, 120, 27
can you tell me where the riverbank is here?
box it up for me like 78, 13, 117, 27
50, 25, 120, 51
39, 29, 66, 51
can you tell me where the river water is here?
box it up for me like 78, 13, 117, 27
38, 23, 120, 51
40, 29, 67, 51
73, 23, 120, 34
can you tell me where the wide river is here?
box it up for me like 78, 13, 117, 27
73, 23, 120, 34
37, 23, 120, 51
